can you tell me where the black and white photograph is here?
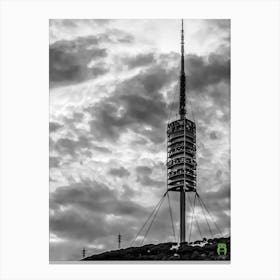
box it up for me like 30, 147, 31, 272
1, 0, 280, 278
49, 19, 230, 262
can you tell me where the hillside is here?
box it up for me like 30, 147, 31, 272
82, 237, 230, 261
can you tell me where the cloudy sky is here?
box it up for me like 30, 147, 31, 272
49, 19, 230, 261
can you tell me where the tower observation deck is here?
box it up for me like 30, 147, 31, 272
167, 20, 197, 243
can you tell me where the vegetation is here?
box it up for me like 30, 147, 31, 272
82, 237, 230, 261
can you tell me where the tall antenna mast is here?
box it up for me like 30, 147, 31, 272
133, 19, 199, 247
179, 19, 186, 119
167, 19, 196, 244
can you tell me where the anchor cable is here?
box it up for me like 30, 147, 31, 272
140, 193, 167, 246
196, 193, 223, 237
188, 192, 197, 243
197, 194, 214, 238
186, 192, 203, 241
131, 192, 166, 246
167, 192, 176, 242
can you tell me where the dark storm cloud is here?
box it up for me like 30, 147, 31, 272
122, 53, 156, 69
84, 49, 229, 146
49, 26, 136, 88
211, 19, 231, 44
186, 53, 230, 91
91, 144, 111, 154
121, 184, 137, 199
203, 183, 230, 201
55, 138, 78, 157
167, 51, 230, 121
209, 19, 230, 31
49, 121, 63, 133
50, 180, 181, 254
86, 64, 175, 144
51, 207, 107, 241
50, 179, 150, 243
50, 114, 113, 161
136, 166, 152, 175
49, 156, 60, 168
51, 135, 93, 158
108, 166, 130, 177
209, 130, 219, 140
49, 37, 108, 87
60, 19, 77, 28
63, 112, 85, 125
215, 169, 222, 179
197, 185, 230, 213
50, 179, 149, 217
90, 65, 108, 76
137, 174, 164, 188
135, 165, 164, 188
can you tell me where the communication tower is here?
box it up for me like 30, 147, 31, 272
131, 20, 223, 248
167, 20, 196, 243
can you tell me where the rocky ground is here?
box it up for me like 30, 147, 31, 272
82, 237, 230, 261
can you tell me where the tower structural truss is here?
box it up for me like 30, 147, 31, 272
167, 19, 197, 243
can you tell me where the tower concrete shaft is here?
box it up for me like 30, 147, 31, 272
180, 183, 186, 242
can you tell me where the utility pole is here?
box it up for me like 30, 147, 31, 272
82, 247, 86, 259
118, 233, 121, 249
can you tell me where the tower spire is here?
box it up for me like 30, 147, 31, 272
179, 19, 186, 243
181, 19, 184, 67
179, 19, 186, 119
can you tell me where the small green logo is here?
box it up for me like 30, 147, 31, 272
217, 243, 227, 256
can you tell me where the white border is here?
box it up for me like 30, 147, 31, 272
1, 0, 279, 279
